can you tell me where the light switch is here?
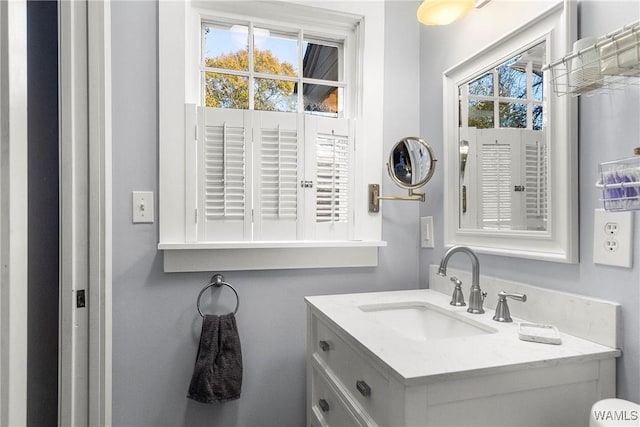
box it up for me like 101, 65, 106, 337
132, 191, 154, 223
421, 216, 434, 248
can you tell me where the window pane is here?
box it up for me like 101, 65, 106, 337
498, 56, 527, 99
468, 73, 493, 96
254, 29, 299, 76
303, 41, 339, 82
532, 105, 543, 130
203, 23, 249, 71
532, 72, 543, 102
302, 84, 340, 116
254, 78, 297, 112
468, 100, 494, 128
528, 41, 546, 101
499, 102, 527, 128
204, 72, 249, 109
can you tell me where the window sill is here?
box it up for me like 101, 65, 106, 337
158, 240, 387, 272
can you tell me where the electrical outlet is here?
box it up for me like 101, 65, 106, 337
593, 209, 633, 267
604, 222, 618, 235
604, 239, 618, 252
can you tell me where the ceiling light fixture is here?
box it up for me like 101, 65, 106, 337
416, 0, 476, 26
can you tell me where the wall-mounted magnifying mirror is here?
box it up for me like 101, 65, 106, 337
369, 137, 437, 212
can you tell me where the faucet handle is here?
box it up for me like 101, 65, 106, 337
498, 291, 527, 302
493, 291, 527, 322
449, 277, 466, 307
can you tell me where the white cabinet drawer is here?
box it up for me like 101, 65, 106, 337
312, 315, 390, 426
311, 366, 362, 427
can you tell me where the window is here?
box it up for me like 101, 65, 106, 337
188, 15, 354, 244
158, 1, 386, 271
201, 22, 344, 116
462, 41, 545, 131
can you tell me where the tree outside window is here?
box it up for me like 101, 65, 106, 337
202, 23, 343, 116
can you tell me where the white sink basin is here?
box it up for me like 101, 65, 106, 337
359, 302, 497, 341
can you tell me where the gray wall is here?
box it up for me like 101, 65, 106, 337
111, 1, 421, 426
418, 0, 640, 403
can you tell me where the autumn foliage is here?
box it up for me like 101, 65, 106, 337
205, 49, 297, 111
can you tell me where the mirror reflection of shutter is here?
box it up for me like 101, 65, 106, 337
523, 130, 547, 231
197, 107, 251, 241
478, 133, 513, 230
253, 111, 302, 241
305, 115, 353, 241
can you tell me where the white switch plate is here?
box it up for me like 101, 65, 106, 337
593, 209, 633, 268
421, 216, 434, 248
132, 191, 154, 223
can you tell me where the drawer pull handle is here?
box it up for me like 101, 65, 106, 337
356, 380, 371, 397
319, 340, 330, 352
318, 398, 330, 412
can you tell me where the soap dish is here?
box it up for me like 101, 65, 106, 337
518, 323, 562, 345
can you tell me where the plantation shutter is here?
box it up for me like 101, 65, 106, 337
477, 129, 519, 230
253, 111, 302, 240
192, 108, 355, 243
305, 115, 353, 240
523, 130, 548, 230
197, 107, 252, 241
480, 143, 513, 229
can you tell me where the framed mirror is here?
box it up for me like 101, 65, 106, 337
443, 1, 578, 263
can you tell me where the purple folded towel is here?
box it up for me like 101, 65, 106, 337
188, 313, 243, 403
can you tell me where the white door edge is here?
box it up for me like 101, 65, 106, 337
0, 0, 29, 425
58, 0, 112, 425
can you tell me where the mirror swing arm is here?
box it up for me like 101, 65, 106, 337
368, 184, 425, 213
369, 137, 437, 213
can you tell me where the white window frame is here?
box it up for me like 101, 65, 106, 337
159, 1, 385, 272
198, 19, 347, 115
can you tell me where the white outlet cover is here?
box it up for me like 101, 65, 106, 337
593, 209, 633, 268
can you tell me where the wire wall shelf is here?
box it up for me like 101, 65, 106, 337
596, 155, 640, 212
543, 21, 640, 96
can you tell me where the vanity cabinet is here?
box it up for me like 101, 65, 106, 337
306, 291, 619, 427
308, 313, 390, 427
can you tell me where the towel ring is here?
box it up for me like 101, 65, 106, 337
196, 274, 239, 317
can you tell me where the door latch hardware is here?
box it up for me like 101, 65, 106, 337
76, 290, 86, 308
356, 380, 371, 397
318, 399, 330, 412
319, 340, 331, 352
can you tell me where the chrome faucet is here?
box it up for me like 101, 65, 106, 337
438, 246, 486, 314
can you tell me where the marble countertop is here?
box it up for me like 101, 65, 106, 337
305, 289, 621, 386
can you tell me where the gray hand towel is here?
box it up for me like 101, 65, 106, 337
188, 313, 243, 403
